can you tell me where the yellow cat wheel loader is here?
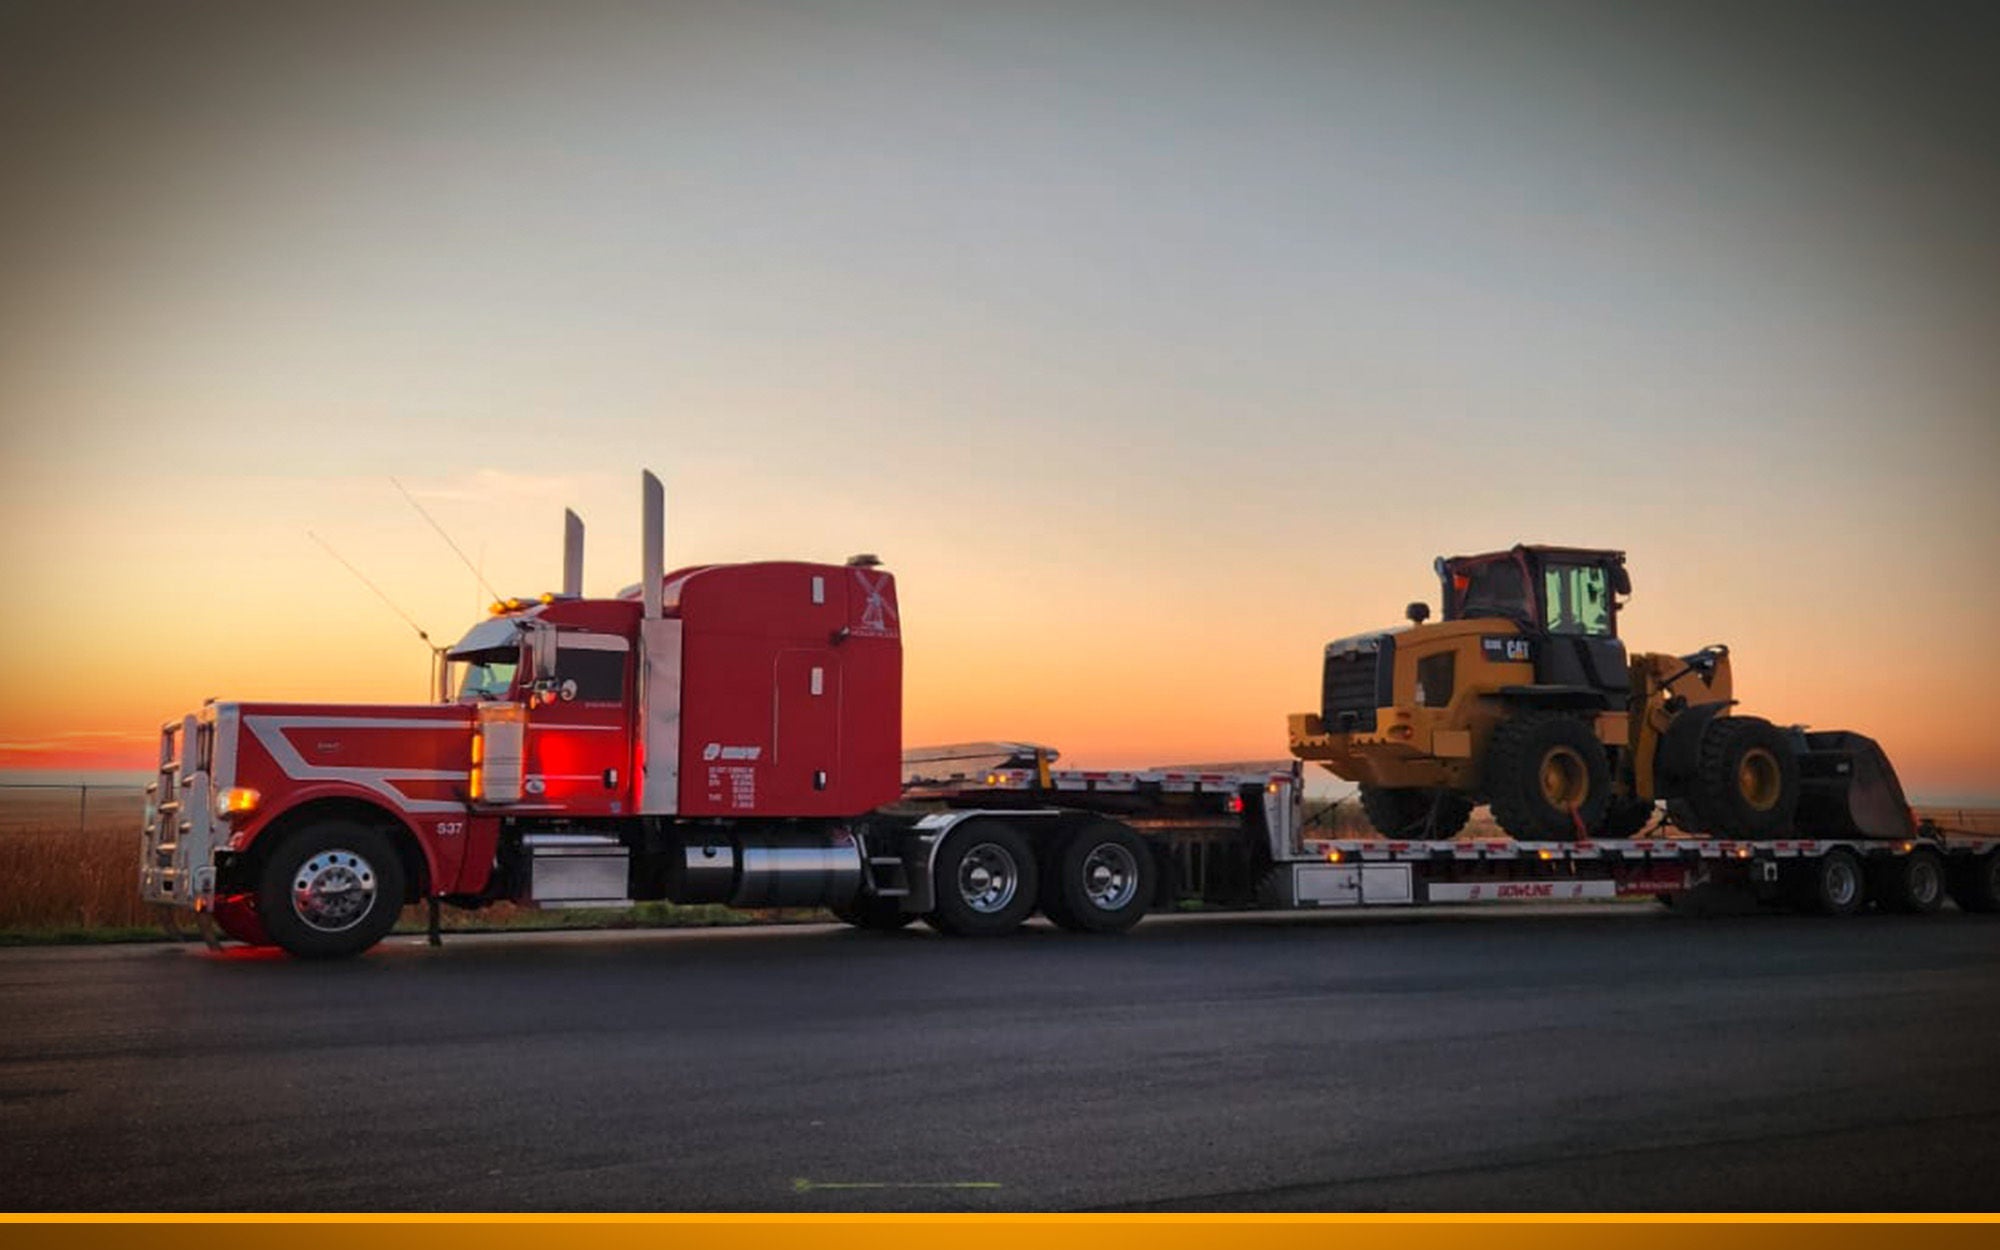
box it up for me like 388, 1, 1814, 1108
1289, 545, 1916, 843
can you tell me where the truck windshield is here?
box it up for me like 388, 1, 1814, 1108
455, 648, 519, 701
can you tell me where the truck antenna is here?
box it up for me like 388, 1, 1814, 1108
390, 476, 503, 603
306, 530, 451, 700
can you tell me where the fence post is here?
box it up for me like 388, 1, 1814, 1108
79, 785, 88, 835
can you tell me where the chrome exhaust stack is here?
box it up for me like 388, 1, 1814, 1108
641, 470, 664, 619
561, 508, 585, 597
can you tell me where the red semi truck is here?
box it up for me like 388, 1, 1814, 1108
138, 473, 2000, 957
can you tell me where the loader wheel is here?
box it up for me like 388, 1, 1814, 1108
926, 821, 1038, 937
255, 820, 406, 959
1358, 786, 1473, 838
1804, 848, 1866, 917
1041, 821, 1151, 934
1484, 712, 1610, 841
1690, 716, 1799, 838
1874, 848, 1945, 915
1946, 852, 2000, 914
1595, 797, 1657, 840
830, 892, 916, 931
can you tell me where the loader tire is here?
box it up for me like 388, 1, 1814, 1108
1804, 848, 1866, 917
1484, 712, 1610, 841
1690, 715, 1799, 839
1874, 848, 1945, 915
1041, 821, 1151, 934
255, 820, 405, 959
1359, 786, 1473, 838
1946, 852, 2000, 914
830, 892, 916, 931
1595, 797, 1658, 839
925, 821, 1038, 937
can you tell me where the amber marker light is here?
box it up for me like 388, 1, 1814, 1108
214, 787, 260, 819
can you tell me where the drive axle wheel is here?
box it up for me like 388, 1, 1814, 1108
1691, 716, 1799, 838
1358, 786, 1473, 838
255, 820, 406, 958
1041, 822, 1152, 934
1484, 711, 1610, 841
1804, 848, 1866, 917
1875, 848, 1946, 915
926, 821, 1038, 937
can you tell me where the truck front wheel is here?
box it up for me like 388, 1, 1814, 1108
927, 822, 1038, 937
256, 820, 406, 958
1042, 822, 1151, 934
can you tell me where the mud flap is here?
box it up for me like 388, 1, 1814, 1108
1793, 730, 1916, 841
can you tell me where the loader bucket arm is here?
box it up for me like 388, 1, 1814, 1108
1793, 731, 1917, 841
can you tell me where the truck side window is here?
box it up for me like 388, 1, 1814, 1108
560, 649, 627, 702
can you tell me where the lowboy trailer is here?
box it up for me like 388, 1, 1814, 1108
138, 473, 2000, 958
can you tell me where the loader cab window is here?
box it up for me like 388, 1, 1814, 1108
1543, 564, 1613, 637
1454, 561, 1532, 625
454, 649, 520, 701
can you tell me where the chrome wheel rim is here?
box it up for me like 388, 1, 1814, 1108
1080, 842, 1139, 912
292, 849, 379, 933
1824, 857, 1858, 909
956, 842, 1019, 914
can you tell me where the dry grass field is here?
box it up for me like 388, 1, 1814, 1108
2, 795, 1995, 941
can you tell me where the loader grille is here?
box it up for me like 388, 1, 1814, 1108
1322, 637, 1391, 733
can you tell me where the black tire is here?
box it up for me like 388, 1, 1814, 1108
1690, 716, 1799, 838
926, 821, 1038, 937
829, 892, 916, 931
1946, 851, 2000, 914
1804, 847, 1867, 917
255, 820, 406, 959
1596, 796, 1657, 839
1874, 848, 1946, 915
1041, 821, 1151, 934
1358, 786, 1473, 838
1484, 711, 1611, 841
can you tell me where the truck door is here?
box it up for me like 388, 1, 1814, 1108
524, 633, 634, 815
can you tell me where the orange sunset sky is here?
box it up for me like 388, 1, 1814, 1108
3, 3, 1997, 800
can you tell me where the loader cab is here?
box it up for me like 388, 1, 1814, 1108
1438, 546, 1633, 709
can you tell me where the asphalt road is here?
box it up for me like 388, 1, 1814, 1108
2, 905, 1996, 1212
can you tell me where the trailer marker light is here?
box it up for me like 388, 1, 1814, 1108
1227, 795, 1244, 814
1327, 850, 1343, 863
1538, 849, 1554, 861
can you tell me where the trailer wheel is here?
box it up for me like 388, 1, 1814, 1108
1690, 716, 1799, 839
1041, 822, 1151, 934
830, 892, 916, 931
1359, 786, 1473, 838
927, 822, 1038, 937
1804, 848, 1866, 917
1946, 852, 2000, 914
1876, 848, 1946, 915
1485, 712, 1610, 840
256, 820, 406, 958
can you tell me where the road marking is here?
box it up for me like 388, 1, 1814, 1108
792, 1178, 1002, 1193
